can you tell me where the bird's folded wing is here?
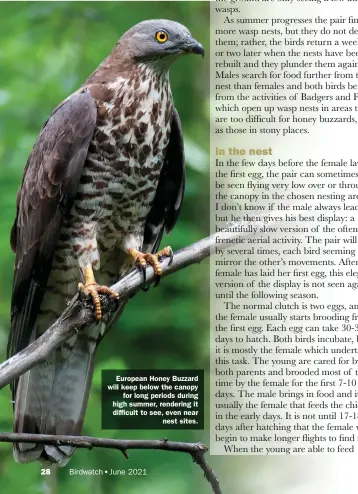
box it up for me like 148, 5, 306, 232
142, 108, 185, 254
8, 90, 97, 397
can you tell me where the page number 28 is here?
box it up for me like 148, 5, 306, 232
41, 469, 51, 475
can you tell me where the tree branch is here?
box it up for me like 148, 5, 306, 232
0, 433, 222, 494
0, 225, 242, 390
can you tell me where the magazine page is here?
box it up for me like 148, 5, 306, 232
0, 1, 356, 494
211, 0, 358, 492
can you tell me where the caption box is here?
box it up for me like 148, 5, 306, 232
102, 369, 204, 429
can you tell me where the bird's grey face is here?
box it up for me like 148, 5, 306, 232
120, 19, 204, 65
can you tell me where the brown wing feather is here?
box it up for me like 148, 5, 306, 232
8, 90, 97, 395
142, 108, 185, 253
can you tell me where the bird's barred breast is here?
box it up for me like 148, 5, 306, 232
61, 64, 174, 271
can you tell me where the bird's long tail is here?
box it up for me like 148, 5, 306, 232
13, 330, 97, 466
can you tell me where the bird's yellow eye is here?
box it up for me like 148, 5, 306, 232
155, 31, 168, 43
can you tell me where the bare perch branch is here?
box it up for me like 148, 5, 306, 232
0, 432, 205, 454
0, 224, 244, 390
191, 451, 222, 494
0, 433, 222, 494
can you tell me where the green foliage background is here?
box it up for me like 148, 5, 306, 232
0, 2, 211, 493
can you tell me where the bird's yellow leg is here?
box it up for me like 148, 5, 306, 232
78, 265, 119, 320
128, 246, 173, 284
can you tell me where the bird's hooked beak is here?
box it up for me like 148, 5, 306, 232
184, 37, 205, 58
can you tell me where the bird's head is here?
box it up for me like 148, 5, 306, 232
118, 19, 205, 68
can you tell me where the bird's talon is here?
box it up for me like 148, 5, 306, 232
139, 263, 147, 284
78, 273, 119, 321
158, 246, 174, 265
128, 246, 173, 285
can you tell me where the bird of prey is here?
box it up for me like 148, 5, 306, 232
7, 19, 204, 466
